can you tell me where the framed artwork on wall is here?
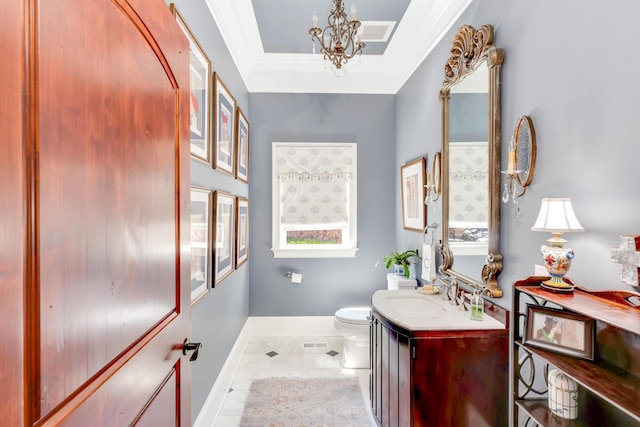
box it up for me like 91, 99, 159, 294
235, 107, 250, 183
170, 4, 211, 163
190, 186, 212, 303
213, 191, 235, 285
235, 197, 249, 268
524, 304, 595, 360
213, 73, 236, 175
400, 157, 427, 232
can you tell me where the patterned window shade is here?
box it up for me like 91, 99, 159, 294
275, 145, 354, 226
449, 142, 488, 227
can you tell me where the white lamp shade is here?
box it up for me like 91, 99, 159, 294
531, 198, 584, 233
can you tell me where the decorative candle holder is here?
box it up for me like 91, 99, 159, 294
502, 116, 537, 217
424, 152, 441, 212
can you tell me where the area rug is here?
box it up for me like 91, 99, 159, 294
239, 377, 371, 426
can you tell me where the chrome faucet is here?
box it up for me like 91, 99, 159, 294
449, 278, 459, 305
433, 277, 461, 304
433, 277, 452, 301
458, 291, 470, 311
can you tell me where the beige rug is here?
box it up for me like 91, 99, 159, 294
239, 377, 372, 426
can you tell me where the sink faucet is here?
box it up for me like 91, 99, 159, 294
433, 277, 452, 301
449, 279, 459, 305
458, 291, 470, 311
433, 277, 461, 304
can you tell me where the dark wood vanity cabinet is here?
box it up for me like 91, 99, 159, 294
370, 309, 509, 426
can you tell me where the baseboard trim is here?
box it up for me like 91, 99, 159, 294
193, 316, 337, 426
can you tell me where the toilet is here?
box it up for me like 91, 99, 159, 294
333, 307, 371, 369
334, 274, 417, 369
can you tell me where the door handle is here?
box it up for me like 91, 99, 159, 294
182, 339, 202, 362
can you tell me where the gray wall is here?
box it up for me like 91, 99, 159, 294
165, 0, 250, 420
170, 0, 640, 421
397, 0, 640, 307
248, 93, 397, 315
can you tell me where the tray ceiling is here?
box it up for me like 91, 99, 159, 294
205, 0, 472, 94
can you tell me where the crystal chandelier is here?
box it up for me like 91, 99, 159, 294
309, 1, 366, 70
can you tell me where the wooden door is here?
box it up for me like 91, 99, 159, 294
0, 0, 192, 425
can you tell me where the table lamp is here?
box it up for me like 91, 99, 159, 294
531, 198, 584, 292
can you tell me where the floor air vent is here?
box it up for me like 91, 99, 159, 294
303, 342, 328, 349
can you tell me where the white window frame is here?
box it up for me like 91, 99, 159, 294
271, 142, 358, 258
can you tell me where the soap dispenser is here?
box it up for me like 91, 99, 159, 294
470, 289, 484, 321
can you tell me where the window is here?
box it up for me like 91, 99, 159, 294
271, 142, 357, 258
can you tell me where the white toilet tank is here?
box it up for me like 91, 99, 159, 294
386, 273, 417, 289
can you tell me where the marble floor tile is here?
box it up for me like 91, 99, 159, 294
213, 335, 376, 426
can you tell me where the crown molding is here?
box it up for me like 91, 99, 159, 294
206, 0, 472, 94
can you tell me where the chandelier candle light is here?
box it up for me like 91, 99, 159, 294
501, 136, 522, 215
309, 1, 366, 71
531, 198, 584, 293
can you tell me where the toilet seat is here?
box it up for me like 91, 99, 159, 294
335, 307, 370, 325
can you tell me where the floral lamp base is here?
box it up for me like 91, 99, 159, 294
540, 244, 575, 293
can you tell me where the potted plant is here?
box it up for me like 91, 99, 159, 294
377, 249, 421, 278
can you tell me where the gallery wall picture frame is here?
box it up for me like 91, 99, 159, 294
523, 304, 595, 360
213, 73, 236, 176
400, 157, 427, 232
189, 186, 212, 304
213, 191, 236, 285
235, 197, 249, 268
235, 107, 250, 183
170, 4, 211, 164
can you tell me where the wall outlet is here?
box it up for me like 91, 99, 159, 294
534, 264, 547, 276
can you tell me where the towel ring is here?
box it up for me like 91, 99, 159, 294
423, 223, 438, 246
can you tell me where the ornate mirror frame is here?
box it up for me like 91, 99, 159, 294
439, 24, 504, 298
514, 115, 537, 197
432, 152, 442, 199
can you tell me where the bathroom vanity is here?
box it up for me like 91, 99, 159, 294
370, 290, 509, 426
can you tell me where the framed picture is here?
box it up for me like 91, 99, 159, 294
190, 186, 212, 303
400, 157, 427, 232
524, 304, 595, 360
170, 4, 211, 163
235, 197, 249, 268
213, 73, 236, 175
213, 191, 235, 285
235, 107, 250, 183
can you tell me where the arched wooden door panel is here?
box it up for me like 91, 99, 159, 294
0, 0, 191, 425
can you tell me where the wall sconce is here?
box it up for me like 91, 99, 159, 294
502, 116, 537, 217
425, 152, 441, 211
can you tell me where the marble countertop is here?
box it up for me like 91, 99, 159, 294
371, 290, 506, 331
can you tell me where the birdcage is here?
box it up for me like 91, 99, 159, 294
548, 369, 578, 419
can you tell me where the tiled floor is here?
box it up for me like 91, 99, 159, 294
214, 336, 376, 426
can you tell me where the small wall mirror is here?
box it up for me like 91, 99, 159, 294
514, 116, 536, 196
431, 152, 442, 200
439, 24, 504, 298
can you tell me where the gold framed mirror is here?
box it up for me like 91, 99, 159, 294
439, 24, 504, 298
432, 152, 442, 198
